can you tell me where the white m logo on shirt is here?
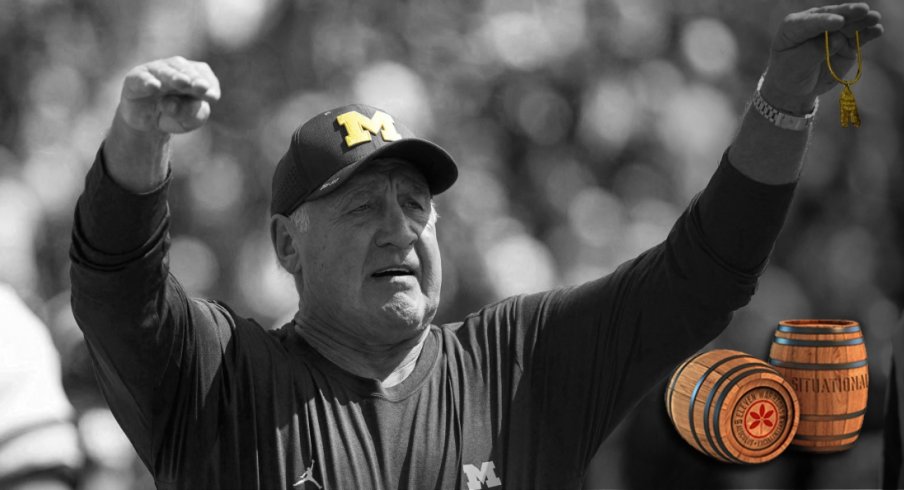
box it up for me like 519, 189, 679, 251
462, 461, 502, 489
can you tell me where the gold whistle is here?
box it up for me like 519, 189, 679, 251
825, 31, 863, 128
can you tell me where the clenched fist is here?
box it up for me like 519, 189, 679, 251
103, 57, 221, 192
118, 56, 221, 134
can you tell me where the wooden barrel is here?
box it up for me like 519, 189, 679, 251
665, 349, 799, 464
768, 319, 868, 453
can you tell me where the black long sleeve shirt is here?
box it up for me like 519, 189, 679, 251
70, 147, 795, 490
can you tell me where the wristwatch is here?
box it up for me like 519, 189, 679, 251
752, 76, 818, 131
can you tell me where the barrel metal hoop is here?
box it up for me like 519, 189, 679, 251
772, 337, 864, 347
769, 359, 868, 370
793, 430, 861, 441
689, 354, 750, 460
800, 409, 867, 421
712, 367, 783, 462
777, 325, 861, 334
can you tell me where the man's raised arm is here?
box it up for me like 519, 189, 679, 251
68, 57, 222, 468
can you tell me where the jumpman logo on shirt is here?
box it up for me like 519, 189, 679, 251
293, 459, 322, 489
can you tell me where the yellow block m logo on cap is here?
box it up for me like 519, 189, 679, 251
336, 110, 402, 148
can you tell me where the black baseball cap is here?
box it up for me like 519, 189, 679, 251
270, 104, 458, 216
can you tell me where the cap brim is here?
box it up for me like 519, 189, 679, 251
304, 138, 458, 202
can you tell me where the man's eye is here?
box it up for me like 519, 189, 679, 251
406, 200, 425, 211
350, 203, 371, 214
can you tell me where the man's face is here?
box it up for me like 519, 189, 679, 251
294, 158, 442, 344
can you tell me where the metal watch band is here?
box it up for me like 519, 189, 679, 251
752, 76, 818, 131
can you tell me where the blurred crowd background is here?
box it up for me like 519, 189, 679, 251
1, 0, 902, 488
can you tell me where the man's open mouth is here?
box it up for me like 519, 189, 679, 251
371, 267, 415, 278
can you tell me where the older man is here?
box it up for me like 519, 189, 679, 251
70, 4, 882, 489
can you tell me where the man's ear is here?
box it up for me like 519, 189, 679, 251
270, 214, 303, 273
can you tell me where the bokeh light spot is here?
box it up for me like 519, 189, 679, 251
680, 18, 738, 78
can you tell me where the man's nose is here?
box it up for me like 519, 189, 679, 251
375, 202, 419, 249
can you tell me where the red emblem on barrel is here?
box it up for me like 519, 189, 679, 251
744, 400, 777, 439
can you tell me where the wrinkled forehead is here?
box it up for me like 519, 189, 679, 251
341, 158, 431, 195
